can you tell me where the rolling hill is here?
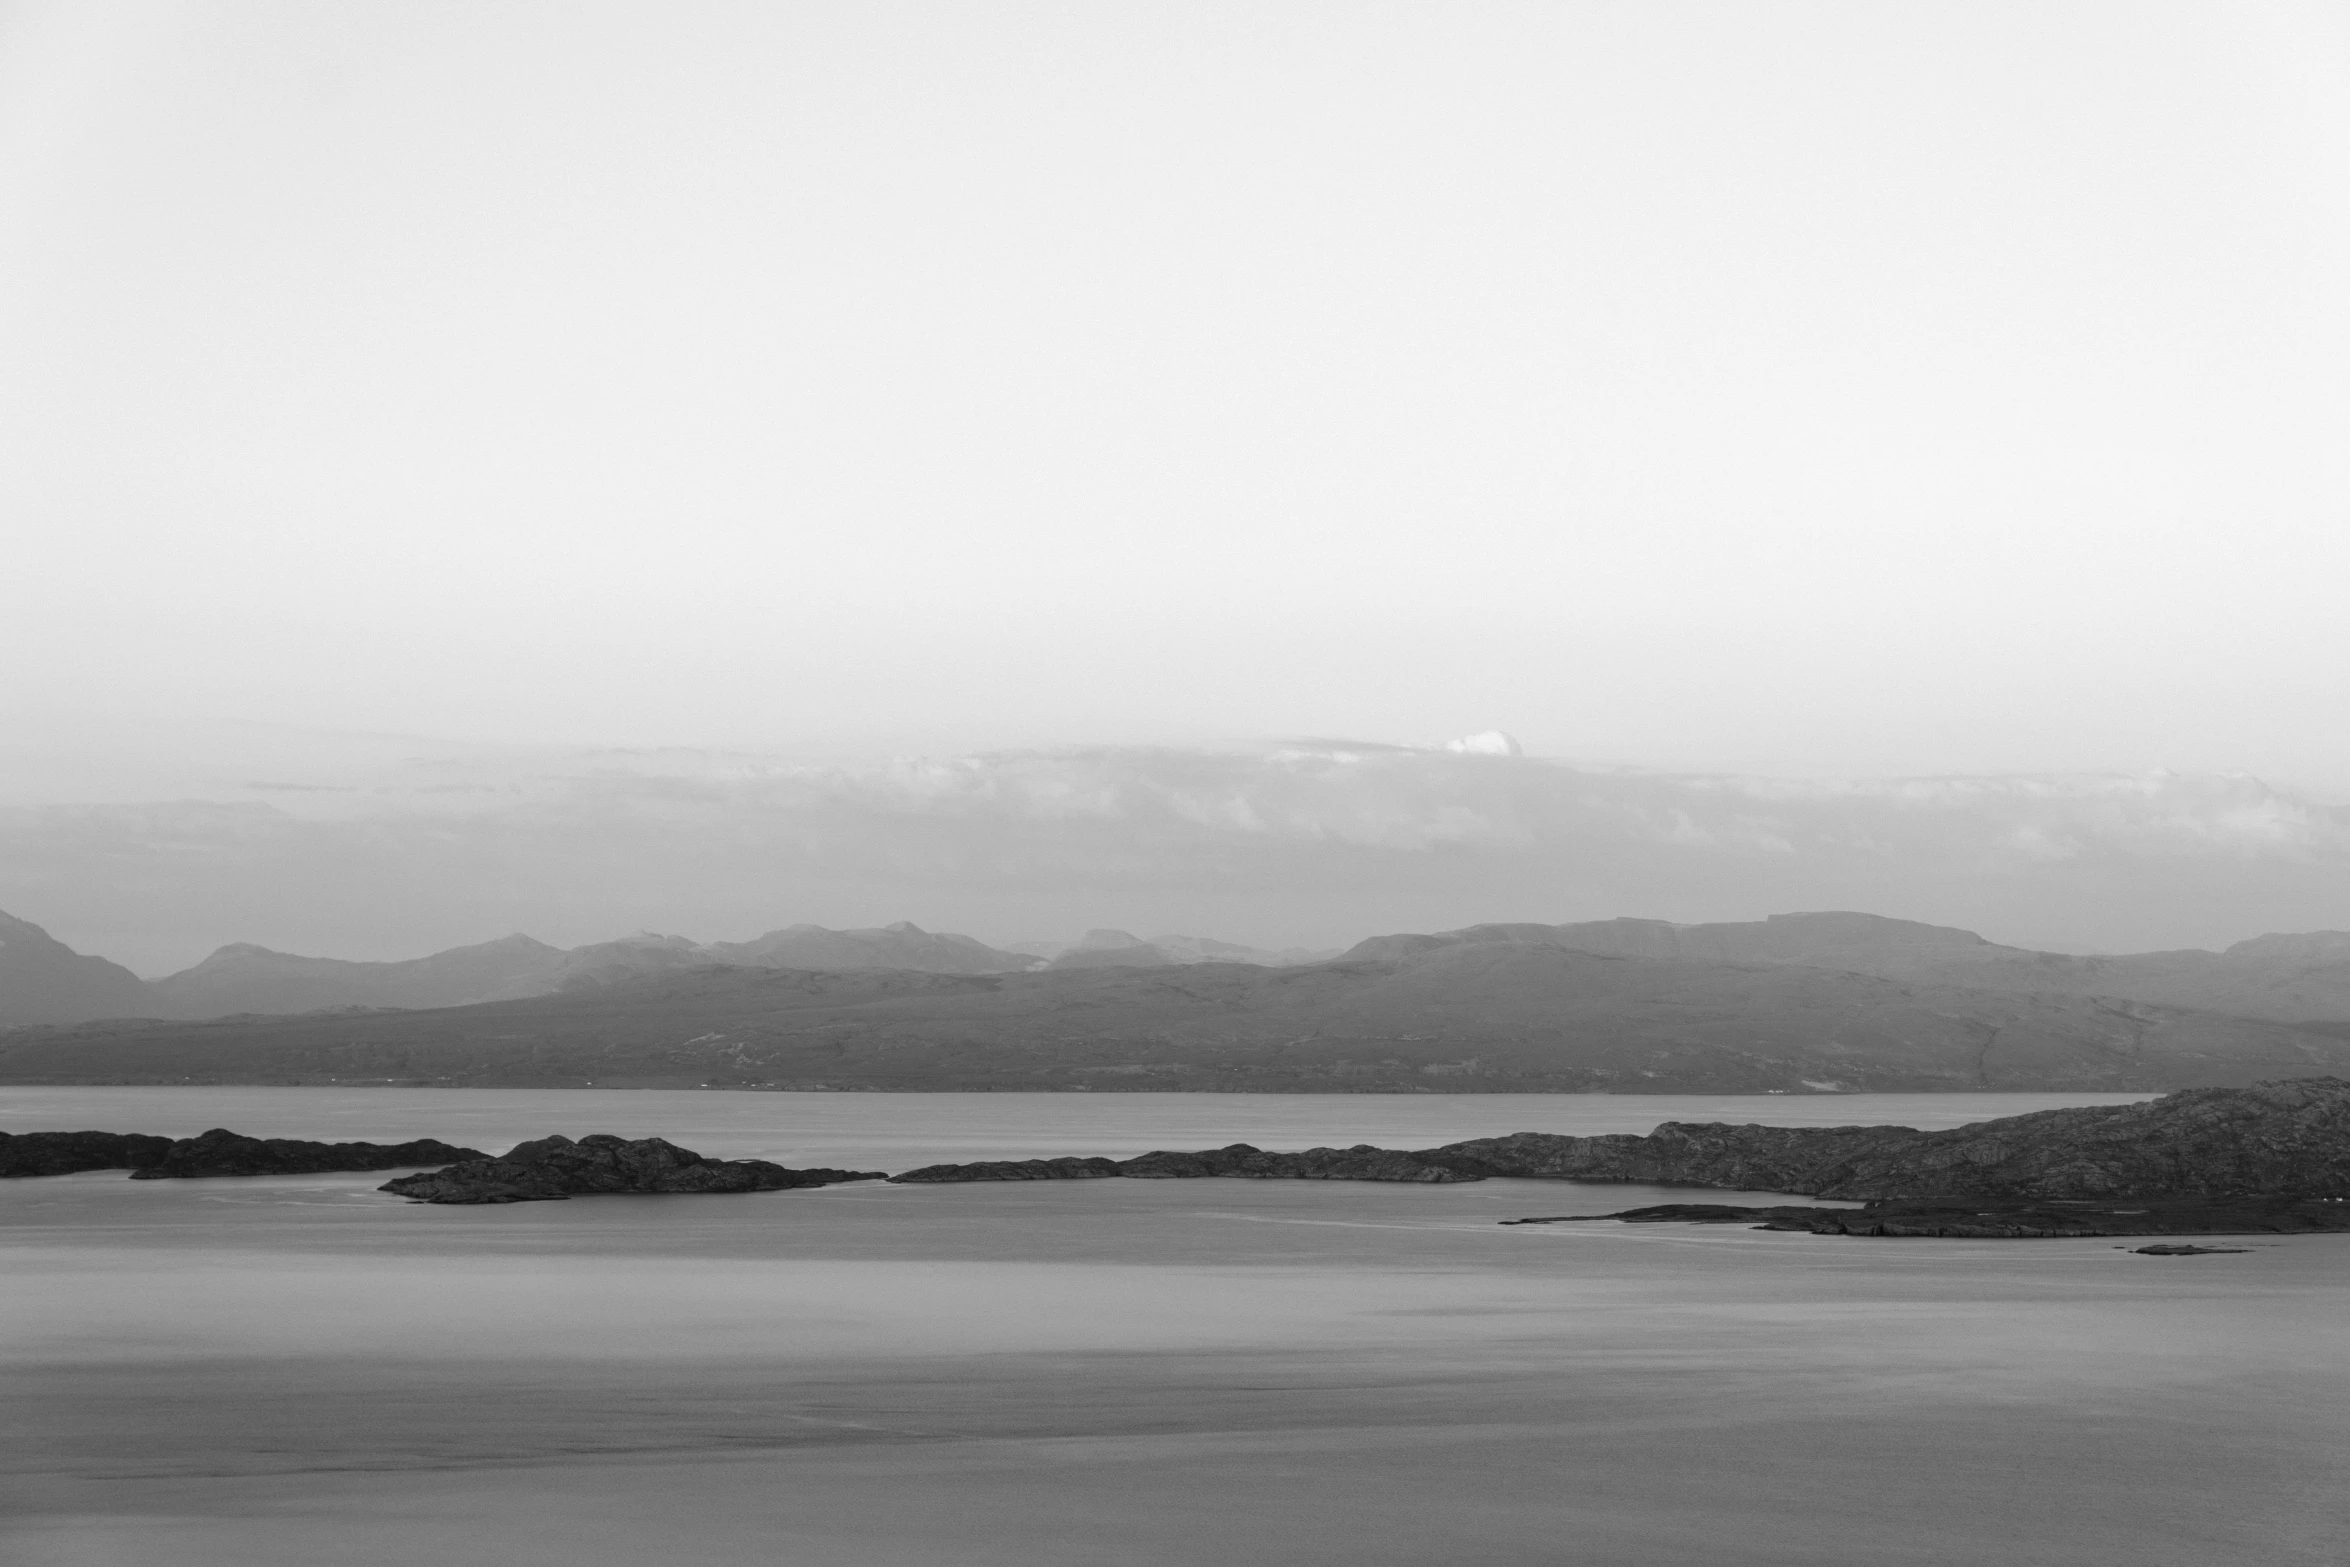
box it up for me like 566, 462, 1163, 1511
3, 915, 1037, 1022
0, 912, 153, 1026
1352, 912, 2350, 1025
5, 938, 2346, 1092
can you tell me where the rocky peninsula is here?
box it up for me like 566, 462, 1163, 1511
16, 1076, 2349, 1232
889, 1077, 2350, 1233
378, 1133, 885, 1203
1504, 1194, 2350, 1238
0, 1126, 483, 1179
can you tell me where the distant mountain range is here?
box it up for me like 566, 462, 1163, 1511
1341, 913, 2350, 1025
0, 912, 153, 1026
1034, 929, 1343, 972
4, 908, 2349, 1092
0, 912, 1336, 1027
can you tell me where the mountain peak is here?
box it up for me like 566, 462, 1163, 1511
0, 909, 155, 1026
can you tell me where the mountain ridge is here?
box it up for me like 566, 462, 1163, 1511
1353, 911, 2350, 1024
7, 932, 2348, 1092
0, 911, 155, 1026
0, 911, 1358, 1025
7, 908, 2350, 1095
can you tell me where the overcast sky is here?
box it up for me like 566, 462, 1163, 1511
3, 1, 2345, 784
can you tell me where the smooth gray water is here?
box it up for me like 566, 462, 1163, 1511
0, 1085, 2165, 1167
6, 1089, 2346, 1565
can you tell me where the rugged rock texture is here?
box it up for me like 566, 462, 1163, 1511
0, 1129, 174, 1177
379, 1134, 885, 1204
1430, 1076, 2350, 1198
0, 1126, 480, 1178
126, 1129, 485, 1179
894, 1156, 1128, 1182
2134, 1244, 2250, 1255
1511, 1195, 2350, 1239
892, 1143, 1478, 1184
889, 1078, 2350, 1201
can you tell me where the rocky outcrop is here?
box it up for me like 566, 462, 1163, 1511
2133, 1243, 2250, 1255
378, 1133, 885, 1204
891, 1142, 1478, 1184
0, 1126, 478, 1178
126, 1128, 485, 1179
1431, 1076, 2350, 1198
1509, 1195, 2350, 1239
0, 1129, 174, 1177
890, 1077, 2350, 1201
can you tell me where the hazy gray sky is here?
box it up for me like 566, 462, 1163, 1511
5, 1, 2349, 783
9, 736, 2349, 972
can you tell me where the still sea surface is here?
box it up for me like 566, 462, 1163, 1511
5, 1088, 2347, 1566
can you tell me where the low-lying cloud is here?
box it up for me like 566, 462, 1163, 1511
5, 740, 2347, 974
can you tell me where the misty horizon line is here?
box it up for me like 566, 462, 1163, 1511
21, 904, 2343, 985
13, 713, 2350, 806
10, 733, 2346, 974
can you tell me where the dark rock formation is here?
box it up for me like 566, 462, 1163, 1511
1, 1126, 478, 1179
893, 1156, 1127, 1182
126, 1128, 486, 1179
0, 1129, 174, 1178
379, 1133, 885, 1204
890, 1142, 1477, 1184
1428, 1076, 2350, 1199
2133, 1243, 2250, 1255
1507, 1195, 2350, 1239
889, 1077, 2350, 1202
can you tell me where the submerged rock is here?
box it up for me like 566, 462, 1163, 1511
2133, 1243, 2251, 1255
1508, 1195, 2350, 1239
379, 1133, 886, 1204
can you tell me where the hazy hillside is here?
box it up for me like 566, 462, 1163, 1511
6, 940, 2343, 1093
0, 912, 152, 1027
145, 933, 568, 1017
0, 912, 1318, 1024
1045, 930, 1173, 970
1348, 912, 2350, 1025
21, 916, 1036, 1021
1028, 930, 1339, 968
1150, 934, 1345, 966
705, 922, 1030, 975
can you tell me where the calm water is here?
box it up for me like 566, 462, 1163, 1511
5, 1089, 2346, 1566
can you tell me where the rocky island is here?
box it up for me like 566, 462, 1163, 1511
890, 1078, 2350, 1235
0, 1126, 484, 1179
17, 1077, 2349, 1232
378, 1133, 885, 1203
1502, 1194, 2350, 1238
